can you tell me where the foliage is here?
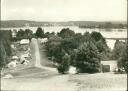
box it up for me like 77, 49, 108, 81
91, 31, 104, 42
44, 32, 56, 38
16, 29, 26, 40
90, 31, 111, 60
60, 38, 77, 54
58, 28, 75, 38
35, 27, 45, 38
112, 40, 126, 60
16, 29, 33, 40
0, 41, 7, 69
57, 53, 70, 74
45, 29, 109, 73
0, 30, 12, 56
44, 32, 50, 38
74, 41, 100, 73
25, 29, 33, 41
0, 30, 12, 69
45, 35, 63, 63
119, 45, 128, 72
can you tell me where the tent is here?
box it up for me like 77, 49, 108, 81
20, 39, 30, 45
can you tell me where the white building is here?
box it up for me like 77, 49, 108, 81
101, 60, 118, 72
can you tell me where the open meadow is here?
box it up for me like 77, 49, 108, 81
69, 73, 127, 91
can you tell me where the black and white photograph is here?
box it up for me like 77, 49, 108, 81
0, 0, 127, 91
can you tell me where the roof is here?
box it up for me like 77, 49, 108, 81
101, 60, 117, 65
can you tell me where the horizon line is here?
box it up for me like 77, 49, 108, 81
1, 19, 127, 23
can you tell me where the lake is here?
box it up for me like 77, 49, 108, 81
1, 26, 127, 50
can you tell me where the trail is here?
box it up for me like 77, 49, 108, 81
33, 39, 57, 72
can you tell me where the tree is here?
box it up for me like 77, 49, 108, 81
16, 29, 26, 40
91, 31, 105, 42
57, 53, 70, 74
0, 31, 12, 69
45, 35, 63, 63
25, 29, 33, 41
58, 28, 75, 38
35, 27, 45, 38
91, 31, 111, 60
45, 32, 50, 38
118, 45, 128, 72
0, 40, 8, 69
74, 41, 100, 73
112, 40, 126, 60
60, 38, 77, 54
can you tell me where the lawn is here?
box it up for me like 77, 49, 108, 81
69, 73, 127, 91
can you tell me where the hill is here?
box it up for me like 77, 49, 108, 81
1, 20, 127, 28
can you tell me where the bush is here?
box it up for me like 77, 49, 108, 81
57, 54, 70, 74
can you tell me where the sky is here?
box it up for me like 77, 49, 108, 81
1, 0, 127, 21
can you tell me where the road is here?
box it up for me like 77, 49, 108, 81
34, 39, 57, 72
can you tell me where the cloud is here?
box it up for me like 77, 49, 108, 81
1, 0, 127, 21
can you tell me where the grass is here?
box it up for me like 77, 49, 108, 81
69, 73, 127, 91
11, 67, 46, 77
38, 41, 56, 68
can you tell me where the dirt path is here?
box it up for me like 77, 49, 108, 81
33, 39, 57, 72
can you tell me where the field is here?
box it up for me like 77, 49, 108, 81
1, 73, 126, 91
69, 73, 127, 91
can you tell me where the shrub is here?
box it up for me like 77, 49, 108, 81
57, 54, 70, 74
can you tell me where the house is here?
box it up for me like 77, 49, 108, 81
101, 60, 118, 72
20, 39, 30, 45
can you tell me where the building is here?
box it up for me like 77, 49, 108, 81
101, 60, 117, 72
20, 39, 30, 45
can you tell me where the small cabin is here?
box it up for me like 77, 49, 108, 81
101, 60, 117, 72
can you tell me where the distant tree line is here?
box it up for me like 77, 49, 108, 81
1, 20, 127, 29
79, 22, 127, 29
12, 29, 33, 41
12, 27, 56, 41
